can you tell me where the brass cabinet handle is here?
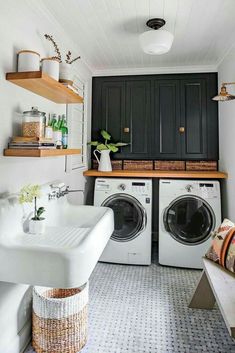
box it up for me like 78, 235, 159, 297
179, 127, 185, 133
124, 127, 130, 133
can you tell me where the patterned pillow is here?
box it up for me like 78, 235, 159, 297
205, 218, 235, 264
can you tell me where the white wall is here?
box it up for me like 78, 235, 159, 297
0, 0, 92, 195
218, 46, 235, 220
0, 1, 92, 351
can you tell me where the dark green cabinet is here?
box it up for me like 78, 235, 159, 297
124, 80, 151, 158
180, 79, 207, 159
152, 80, 181, 159
92, 73, 218, 160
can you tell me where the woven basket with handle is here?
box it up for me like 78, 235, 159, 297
32, 283, 88, 353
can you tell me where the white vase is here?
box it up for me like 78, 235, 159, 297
29, 219, 45, 235
41, 58, 59, 81
93, 149, 112, 172
59, 62, 73, 82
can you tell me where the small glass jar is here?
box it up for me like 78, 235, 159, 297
22, 107, 46, 138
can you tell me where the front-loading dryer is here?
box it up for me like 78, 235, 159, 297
94, 178, 152, 265
159, 179, 221, 269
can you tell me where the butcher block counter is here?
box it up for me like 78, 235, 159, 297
83, 170, 228, 179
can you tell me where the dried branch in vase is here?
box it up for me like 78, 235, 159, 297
68, 56, 81, 64
44, 34, 62, 62
65, 50, 72, 63
44, 34, 81, 64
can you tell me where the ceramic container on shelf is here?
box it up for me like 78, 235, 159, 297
41, 58, 59, 81
59, 62, 73, 82
18, 50, 40, 72
29, 219, 45, 235
93, 149, 112, 172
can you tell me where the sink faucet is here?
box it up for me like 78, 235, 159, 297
48, 185, 84, 200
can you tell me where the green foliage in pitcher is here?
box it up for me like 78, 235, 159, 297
88, 130, 128, 153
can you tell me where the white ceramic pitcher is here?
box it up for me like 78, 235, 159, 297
93, 149, 112, 171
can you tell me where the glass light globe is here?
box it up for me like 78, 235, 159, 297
139, 29, 174, 55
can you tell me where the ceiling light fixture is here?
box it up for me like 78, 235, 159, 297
212, 82, 235, 101
139, 18, 174, 55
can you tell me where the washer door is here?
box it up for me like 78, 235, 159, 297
163, 195, 215, 245
102, 193, 146, 242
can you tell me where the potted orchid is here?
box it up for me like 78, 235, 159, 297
19, 184, 46, 234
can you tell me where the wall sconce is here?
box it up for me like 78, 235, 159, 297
212, 82, 235, 101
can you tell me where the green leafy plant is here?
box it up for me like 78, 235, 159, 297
18, 184, 45, 221
88, 130, 128, 153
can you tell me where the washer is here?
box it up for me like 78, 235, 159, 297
159, 179, 221, 269
94, 178, 152, 265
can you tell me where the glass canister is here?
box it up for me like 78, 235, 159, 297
22, 107, 46, 138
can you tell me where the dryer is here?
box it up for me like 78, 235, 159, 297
94, 178, 152, 265
159, 179, 221, 269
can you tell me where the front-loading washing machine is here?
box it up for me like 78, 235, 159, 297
159, 179, 221, 269
94, 178, 152, 265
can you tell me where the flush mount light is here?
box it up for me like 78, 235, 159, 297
139, 18, 174, 55
212, 82, 235, 101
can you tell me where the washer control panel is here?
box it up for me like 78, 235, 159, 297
199, 183, 218, 198
131, 182, 150, 195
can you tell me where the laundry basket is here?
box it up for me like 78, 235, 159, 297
32, 283, 88, 353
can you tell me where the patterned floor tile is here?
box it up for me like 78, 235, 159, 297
26, 248, 235, 353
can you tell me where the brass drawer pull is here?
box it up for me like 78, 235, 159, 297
179, 127, 185, 133
124, 127, 130, 133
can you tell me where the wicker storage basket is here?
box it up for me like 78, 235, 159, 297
32, 283, 88, 353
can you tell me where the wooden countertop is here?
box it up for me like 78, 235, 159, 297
83, 169, 228, 179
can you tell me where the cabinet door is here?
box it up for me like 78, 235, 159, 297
92, 80, 125, 143
123, 80, 151, 159
152, 80, 181, 159
180, 79, 207, 159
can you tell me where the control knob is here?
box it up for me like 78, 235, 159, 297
185, 184, 193, 192
118, 183, 126, 191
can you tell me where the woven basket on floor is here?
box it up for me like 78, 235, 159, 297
32, 283, 88, 353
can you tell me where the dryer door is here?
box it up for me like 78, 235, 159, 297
102, 193, 146, 242
164, 195, 215, 245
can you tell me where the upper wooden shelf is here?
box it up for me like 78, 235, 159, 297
83, 169, 228, 179
4, 148, 81, 158
6, 71, 84, 104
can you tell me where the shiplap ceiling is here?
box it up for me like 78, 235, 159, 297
41, 0, 235, 74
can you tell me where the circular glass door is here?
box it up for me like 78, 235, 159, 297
102, 194, 146, 242
164, 196, 215, 245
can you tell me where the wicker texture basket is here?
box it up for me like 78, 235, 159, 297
32, 284, 88, 353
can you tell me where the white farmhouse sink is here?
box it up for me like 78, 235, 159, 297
0, 185, 114, 288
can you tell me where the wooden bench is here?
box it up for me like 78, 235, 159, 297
189, 257, 235, 338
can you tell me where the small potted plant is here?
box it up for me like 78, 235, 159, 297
44, 34, 80, 83
88, 130, 128, 171
19, 184, 46, 234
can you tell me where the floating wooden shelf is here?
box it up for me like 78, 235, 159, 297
83, 169, 228, 179
4, 148, 81, 157
6, 71, 84, 104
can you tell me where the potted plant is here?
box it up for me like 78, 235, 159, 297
19, 184, 46, 234
44, 34, 80, 83
88, 130, 128, 171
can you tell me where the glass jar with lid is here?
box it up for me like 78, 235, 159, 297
22, 107, 46, 138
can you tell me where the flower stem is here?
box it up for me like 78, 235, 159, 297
34, 197, 37, 219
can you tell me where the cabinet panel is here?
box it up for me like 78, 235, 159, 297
153, 80, 181, 159
124, 80, 151, 158
181, 79, 207, 159
101, 82, 125, 142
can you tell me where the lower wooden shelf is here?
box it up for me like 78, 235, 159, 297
4, 148, 81, 157
83, 169, 228, 179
